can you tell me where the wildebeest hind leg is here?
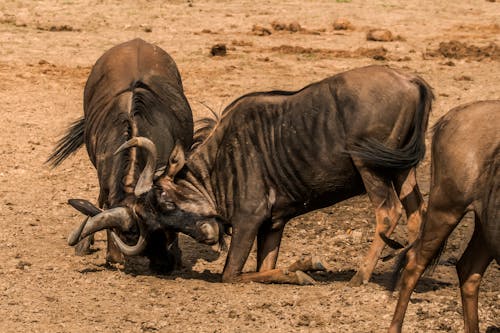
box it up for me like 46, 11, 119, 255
394, 168, 425, 243
389, 204, 463, 333
350, 165, 403, 286
456, 220, 492, 333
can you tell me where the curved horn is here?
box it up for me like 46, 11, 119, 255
68, 216, 90, 246
109, 220, 148, 256
115, 137, 158, 196
77, 207, 135, 240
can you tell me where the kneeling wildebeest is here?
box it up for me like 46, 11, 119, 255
388, 100, 499, 333
71, 65, 433, 284
48, 38, 194, 273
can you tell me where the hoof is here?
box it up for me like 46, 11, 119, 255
348, 272, 367, 287
295, 270, 316, 285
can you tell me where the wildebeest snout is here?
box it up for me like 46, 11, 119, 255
197, 220, 220, 245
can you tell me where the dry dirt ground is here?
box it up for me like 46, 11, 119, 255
0, 1, 499, 332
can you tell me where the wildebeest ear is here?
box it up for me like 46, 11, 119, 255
167, 141, 185, 179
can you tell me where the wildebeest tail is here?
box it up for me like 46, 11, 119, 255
350, 76, 433, 170
390, 238, 447, 292
46, 117, 85, 167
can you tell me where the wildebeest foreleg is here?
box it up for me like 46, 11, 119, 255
350, 166, 403, 286
223, 217, 314, 285
388, 206, 462, 333
394, 168, 425, 243
106, 229, 125, 265
456, 221, 492, 333
256, 220, 284, 272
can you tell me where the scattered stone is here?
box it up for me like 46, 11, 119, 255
231, 40, 253, 47
210, 43, 227, 56
367, 28, 393, 42
16, 261, 31, 270
271, 21, 302, 33
333, 18, 353, 30
271, 21, 287, 31
454, 75, 473, 81
288, 21, 302, 32
141, 24, 152, 33
252, 25, 271, 36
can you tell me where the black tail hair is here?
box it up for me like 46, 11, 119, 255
46, 117, 85, 167
390, 242, 414, 292
349, 76, 434, 170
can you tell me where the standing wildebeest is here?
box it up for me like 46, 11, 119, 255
388, 101, 499, 333
48, 38, 194, 273
68, 65, 433, 285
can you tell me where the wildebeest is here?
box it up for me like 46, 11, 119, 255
388, 100, 499, 333
47, 38, 194, 273
69, 65, 433, 285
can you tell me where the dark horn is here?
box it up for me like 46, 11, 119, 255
78, 207, 135, 240
68, 216, 90, 246
115, 137, 157, 196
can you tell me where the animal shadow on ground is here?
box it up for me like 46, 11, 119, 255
74, 235, 221, 281
309, 269, 451, 292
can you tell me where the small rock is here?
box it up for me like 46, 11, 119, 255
210, 44, 227, 56
367, 29, 393, 42
16, 261, 31, 270
454, 75, 473, 81
333, 18, 353, 30
271, 21, 287, 31
288, 21, 302, 32
252, 25, 271, 36
141, 24, 152, 32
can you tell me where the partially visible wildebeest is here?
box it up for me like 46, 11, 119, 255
47, 38, 194, 273
70, 65, 433, 285
388, 100, 499, 333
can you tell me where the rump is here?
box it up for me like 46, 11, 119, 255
348, 75, 434, 170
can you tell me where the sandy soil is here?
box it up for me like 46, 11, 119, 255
0, 1, 499, 332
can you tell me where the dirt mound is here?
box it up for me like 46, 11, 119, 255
426, 40, 499, 61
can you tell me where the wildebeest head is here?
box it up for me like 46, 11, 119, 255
68, 137, 223, 254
